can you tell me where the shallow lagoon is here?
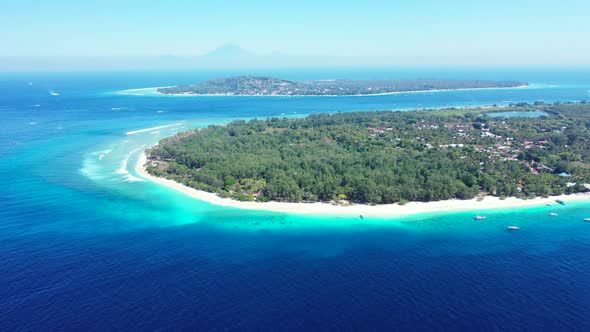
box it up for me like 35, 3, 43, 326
487, 110, 549, 118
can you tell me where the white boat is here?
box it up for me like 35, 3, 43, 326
474, 215, 487, 220
507, 226, 520, 231
549, 213, 558, 216
584, 218, 590, 222
48, 89, 59, 96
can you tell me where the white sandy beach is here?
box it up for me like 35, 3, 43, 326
135, 152, 589, 217
124, 84, 530, 98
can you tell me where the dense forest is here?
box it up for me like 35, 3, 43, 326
157, 76, 526, 96
146, 102, 590, 204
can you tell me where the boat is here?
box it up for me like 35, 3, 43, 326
473, 215, 487, 220
556, 199, 566, 205
549, 212, 558, 216
359, 215, 364, 220
507, 226, 520, 231
584, 218, 590, 222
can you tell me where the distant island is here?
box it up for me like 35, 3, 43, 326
156, 76, 527, 96
143, 101, 589, 208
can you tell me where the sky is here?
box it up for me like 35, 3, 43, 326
1, 0, 589, 68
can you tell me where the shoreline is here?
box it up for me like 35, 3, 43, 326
121, 84, 530, 98
135, 152, 589, 218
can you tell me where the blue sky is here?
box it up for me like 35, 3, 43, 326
1, 0, 589, 65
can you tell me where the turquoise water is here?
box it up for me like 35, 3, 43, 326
487, 110, 549, 117
1, 68, 590, 330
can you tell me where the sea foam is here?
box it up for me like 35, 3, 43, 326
126, 123, 182, 135
115, 146, 145, 182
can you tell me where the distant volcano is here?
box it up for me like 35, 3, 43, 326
201, 44, 254, 58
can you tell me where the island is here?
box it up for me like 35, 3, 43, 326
142, 101, 589, 210
156, 76, 527, 96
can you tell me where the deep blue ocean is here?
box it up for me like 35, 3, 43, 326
1, 67, 590, 331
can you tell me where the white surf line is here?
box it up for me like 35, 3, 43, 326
120, 86, 172, 92
116, 146, 145, 174
114, 86, 172, 95
95, 149, 112, 161
115, 145, 147, 182
126, 123, 183, 135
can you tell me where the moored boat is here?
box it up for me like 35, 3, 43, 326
584, 218, 590, 222
507, 226, 520, 231
474, 215, 487, 220
556, 199, 566, 205
549, 212, 558, 216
